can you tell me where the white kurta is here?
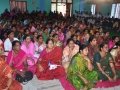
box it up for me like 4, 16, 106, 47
4, 38, 19, 51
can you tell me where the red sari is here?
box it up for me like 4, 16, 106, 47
7, 49, 27, 72
36, 46, 75, 90
36, 46, 65, 80
0, 57, 22, 90
115, 53, 120, 70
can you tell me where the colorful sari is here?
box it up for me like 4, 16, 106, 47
34, 42, 46, 58
54, 41, 62, 47
94, 52, 114, 81
110, 49, 120, 70
96, 36, 104, 45
58, 32, 64, 42
36, 46, 75, 90
88, 44, 98, 61
62, 44, 79, 72
7, 49, 27, 72
0, 57, 22, 90
94, 52, 120, 88
110, 49, 120, 79
42, 33, 49, 43
36, 46, 65, 80
67, 53, 98, 90
21, 41, 37, 73
108, 40, 115, 49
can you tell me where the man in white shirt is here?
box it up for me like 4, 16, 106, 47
4, 31, 19, 52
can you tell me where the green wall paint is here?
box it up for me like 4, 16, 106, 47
0, 0, 10, 14
45, 0, 51, 13
72, 0, 112, 15
98, 3, 112, 15
73, 0, 80, 14
17, 0, 40, 12
0, 0, 113, 15
84, 1, 91, 12
0, 0, 47, 14
73, 0, 92, 14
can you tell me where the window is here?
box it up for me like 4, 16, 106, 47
91, 4, 96, 15
10, 0, 27, 12
52, 0, 56, 2
51, 3, 56, 12
10, 0, 16, 11
57, 3, 66, 16
67, 0, 72, 3
57, 0, 66, 3
111, 3, 120, 19
51, 0, 72, 16
115, 3, 120, 19
16, 1, 27, 12
111, 4, 117, 18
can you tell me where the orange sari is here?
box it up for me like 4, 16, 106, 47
0, 58, 22, 90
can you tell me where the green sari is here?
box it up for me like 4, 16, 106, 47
93, 52, 114, 81
67, 53, 98, 90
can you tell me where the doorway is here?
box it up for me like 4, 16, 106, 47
51, 0, 72, 16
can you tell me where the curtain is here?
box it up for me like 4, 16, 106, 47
111, 3, 120, 19
91, 4, 96, 15
10, 0, 27, 12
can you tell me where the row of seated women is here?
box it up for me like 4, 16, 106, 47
0, 31, 120, 90
0, 34, 75, 90
68, 42, 120, 90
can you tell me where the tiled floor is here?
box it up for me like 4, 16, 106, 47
22, 76, 120, 90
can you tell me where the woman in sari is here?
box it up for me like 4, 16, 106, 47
62, 38, 79, 73
110, 41, 120, 70
67, 44, 98, 90
52, 34, 62, 47
88, 35, 98, 62
42, 27, 49, 43
36, 39, 75, 90
7, 40, 33, 83
0, 40, 5, 59
33, 32, 38, 42
58, 28, 64, 42
21, 35, 37, 73
108, 36, 119, 50
93, 42, 120, 88
0, 43, 22, 90
34, 35, 46, 58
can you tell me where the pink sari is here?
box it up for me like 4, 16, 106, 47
58, 32, 64, 42
21, 41, 37, 73
108, 40, 115, 49
7, 49, 26, 72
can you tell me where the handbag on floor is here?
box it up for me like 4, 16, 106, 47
15, 71, 33, 84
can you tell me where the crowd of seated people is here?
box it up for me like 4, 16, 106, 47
0, 9, 120, 90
